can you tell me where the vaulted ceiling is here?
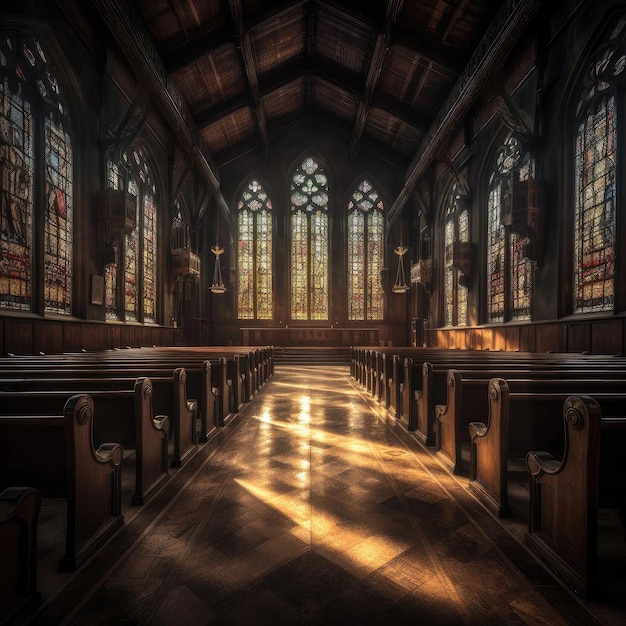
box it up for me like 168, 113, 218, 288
90, 0, 539, 221
135, 0, 501, 169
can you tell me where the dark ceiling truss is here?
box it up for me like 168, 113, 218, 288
213, 106, 410, 170
388, 0, 541, 225
195, 55, 432, 139
227, 0, 270, 159
88, 0, 231, 222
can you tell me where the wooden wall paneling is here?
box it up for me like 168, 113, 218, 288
519, 324, 536, 352
62, 322, 83, 353
565, 322, 591, 353
82, 323, 108, 352
0, 318, 3, 355
590, 319, 624, 355
535, 323, 563, 353
4, 319, 34, 355
36, 320, 63, 354
505, 326, 520, 352
493, 327, 507, 351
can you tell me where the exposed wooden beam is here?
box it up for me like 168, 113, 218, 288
90, 0, 230, 221
164, 0, 308, 72
228, 0, 269, 159
350, 0, 404, 157
388, 0, 541, 225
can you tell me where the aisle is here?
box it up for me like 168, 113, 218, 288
30, 366, 599, 625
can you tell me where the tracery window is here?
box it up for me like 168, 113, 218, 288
237, 178, 273, 320
290, 157, 329, 320
487, 136, 534, 323
573, 16, 626, 313
105, 147, 157, 323
443, 183, 468, 327
0, 32, 73, 314
347, 179, 384, 321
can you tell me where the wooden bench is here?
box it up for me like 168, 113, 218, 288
0, 487, 41, 623
526, 395, 626, 599
0, 394, 124, 571
0, 377, 169, 505
0, 368, 197, 468
467, 379, 626, 517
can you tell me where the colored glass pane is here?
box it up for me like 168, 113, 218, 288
574, 96, 616, 312
487, 179, 505, 322
142, 191, 156, 322
290, 157, 328, 320
347, 179, 384, 321
44, 117, 72, 314
237, 178, 272, 320
0, 77, 33, 310
105, 242, 118, 320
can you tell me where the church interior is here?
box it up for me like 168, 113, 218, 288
1, 0, 626, 624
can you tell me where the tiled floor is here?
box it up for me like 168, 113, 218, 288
22, 366, 626, 625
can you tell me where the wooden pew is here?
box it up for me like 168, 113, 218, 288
526, 395, 626, 599
0, 487, 41, 623
0, 356, 222, 441
409, 357, 626, 448
0, 394, 124, 571
467, 379, 626, 518
0, 378, 169, 505
0, 368, 197, 469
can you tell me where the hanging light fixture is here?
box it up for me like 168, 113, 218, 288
210, 211, 226, 294
392, 243, 410, 293
392, 221, 410, 293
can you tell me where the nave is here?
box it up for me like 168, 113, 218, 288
25, 366, 621, 625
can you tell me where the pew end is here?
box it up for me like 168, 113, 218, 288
526, 395, 626, 599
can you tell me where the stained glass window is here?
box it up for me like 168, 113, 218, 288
573, 17, 626, 312
0, 33, 72, 314
237, 178, 273, 320
487, 136, 535, 322
347, 179, 384, 320
105, 147, 157, 323
444, 183, 469, 327
290, 157, 329, 320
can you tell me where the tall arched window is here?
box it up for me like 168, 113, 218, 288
237, 178, 273, 320
290, 157, 329, 320
444, 183, 468, 327
0, 32, 73, 314
347, 179, 384, 321
105, 147, 157, 323
487, 136, 534, 322
573, 16, 626, 313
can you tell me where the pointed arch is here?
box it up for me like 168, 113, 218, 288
443, 181, 469, 327
289, 155, 329, 321
236, 176, 273, 320
486, 135, 535, 322
347, 177, 385, 321
0, 28, 74, 314
105, 144, 158, 323
570, 14, 626, 313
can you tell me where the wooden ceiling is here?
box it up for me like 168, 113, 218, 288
133, 0, 502, 169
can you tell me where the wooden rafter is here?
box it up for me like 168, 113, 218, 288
228, 0, 269, 159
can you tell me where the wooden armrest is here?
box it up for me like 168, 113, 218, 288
468, 421, 487, 439
526, 450, 560, 477
153, 414, 168, 431
95, 442, 123, 465
435, 404, 446, 419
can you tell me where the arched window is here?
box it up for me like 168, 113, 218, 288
347, 179, 384, 321
487, 136, 534, 322
237, 178, 273, 320
290, 157, 329, 321
0, 32, 73, 314
443, 183, 468, 327
573, 16, 626, 313
105, 146, 157, 323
